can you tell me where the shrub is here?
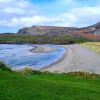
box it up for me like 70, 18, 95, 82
66, 71, 100, 79
0, 62, 11, 71
16, 67, 42, 75
0, 34, 92, 44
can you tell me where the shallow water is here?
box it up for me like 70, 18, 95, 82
0, 44, 66, 69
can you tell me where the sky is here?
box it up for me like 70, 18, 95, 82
0, 0, 100, 33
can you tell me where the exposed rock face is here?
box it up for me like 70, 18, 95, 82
17, 22, 100, 40
17, 26, 77, 35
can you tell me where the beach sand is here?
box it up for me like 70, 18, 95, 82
39, 44, 100, 74
30, 46, 56, 53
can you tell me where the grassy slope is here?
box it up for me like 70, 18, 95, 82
0, 67, 100, 100
81, 42, 100, 53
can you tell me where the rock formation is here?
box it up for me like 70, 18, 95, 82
17, 22, 100, 40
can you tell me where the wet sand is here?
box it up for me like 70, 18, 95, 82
30, 46, 56, 53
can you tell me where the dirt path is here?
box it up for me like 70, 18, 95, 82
40, 44, 100, 74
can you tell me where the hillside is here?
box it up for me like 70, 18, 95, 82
17, 22, 100, 40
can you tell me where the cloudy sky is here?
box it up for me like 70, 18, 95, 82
0, 0, 100, 33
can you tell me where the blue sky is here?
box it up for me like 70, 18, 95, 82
0, 0, 100, 33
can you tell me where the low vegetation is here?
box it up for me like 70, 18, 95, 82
0, 62, 100, 100
0, 62, 11, 71
0, 34, 92, 44
81, 42, 100, 53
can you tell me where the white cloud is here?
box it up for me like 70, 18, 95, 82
0, 15, 65, 27
1, 6, 100, 28
0, 0, 38, 18
0, 0, 13, 3
0, 0, 100, 30
63, 6, 100, 27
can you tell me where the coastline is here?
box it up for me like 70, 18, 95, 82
39, 45, 74, 73
1, 44, 100, 74
39, 50, 68, 71
39, 44, 100, 74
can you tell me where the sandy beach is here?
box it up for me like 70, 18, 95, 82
39, 44, 100, 74
30, 46, 56, 53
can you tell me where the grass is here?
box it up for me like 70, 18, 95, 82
0, 64, 100, 100
0, 34, 92, 44
81, 42, 100, 53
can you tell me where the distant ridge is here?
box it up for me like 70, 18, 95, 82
17, 22, 100, 40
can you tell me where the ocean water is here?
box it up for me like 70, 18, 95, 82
0, 44, 66, 69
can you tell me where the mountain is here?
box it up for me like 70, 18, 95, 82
17, 22, 100, 40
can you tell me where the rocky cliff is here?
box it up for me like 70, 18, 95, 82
17, 22, 100, 40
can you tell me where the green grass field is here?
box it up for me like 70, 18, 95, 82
0, 63, 100, 100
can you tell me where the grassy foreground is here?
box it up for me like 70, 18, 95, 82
81, 42, 100, 53
0, 63, 100, 100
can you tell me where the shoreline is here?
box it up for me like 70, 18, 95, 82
39, 55, 67, 72
1, 44, 100, 74
39, 45, 75, 73
39, 44, 100, 74
39, 45, 68, 71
